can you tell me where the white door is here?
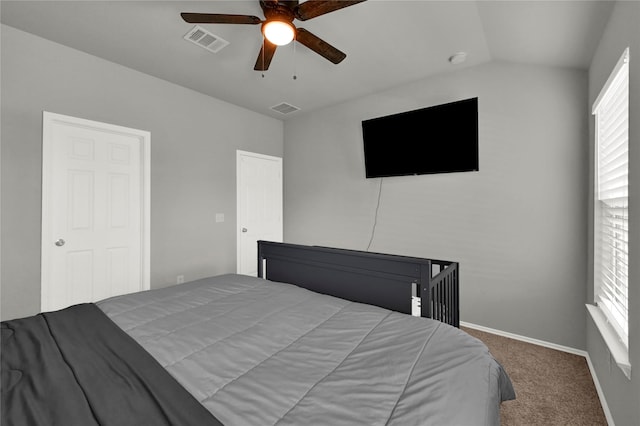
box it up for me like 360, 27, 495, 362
41, 112, 150, 312
237, 150, 283, 276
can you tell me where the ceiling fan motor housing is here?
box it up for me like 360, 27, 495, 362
262, 2, 296, 23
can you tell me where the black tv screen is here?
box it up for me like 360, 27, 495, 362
362, 97, 478, 178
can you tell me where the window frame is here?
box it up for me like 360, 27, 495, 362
589, 47, 631, 379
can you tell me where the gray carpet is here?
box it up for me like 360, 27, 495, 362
462, 327, 608, 426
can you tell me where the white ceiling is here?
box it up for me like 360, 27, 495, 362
0, 1, 614, 120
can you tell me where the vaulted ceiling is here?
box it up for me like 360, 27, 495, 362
0, 1, 614, 119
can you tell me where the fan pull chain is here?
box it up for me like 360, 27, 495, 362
261, 37, 266, 78
292, 34, 297, 80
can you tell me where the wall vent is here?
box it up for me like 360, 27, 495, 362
184, 25, 229, 53
271, 102, 300, 115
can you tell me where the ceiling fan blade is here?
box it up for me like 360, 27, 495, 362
181, 13, 262, 25
254, 40, 278, 71
294, 0, 366, 21
295, 28, 346, 64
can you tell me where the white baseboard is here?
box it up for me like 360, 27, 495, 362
585, 353, 615, 426
460, 321, 587, 356
460, 321, 613, 426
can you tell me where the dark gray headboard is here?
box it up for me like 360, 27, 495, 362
257, 241, 459, 326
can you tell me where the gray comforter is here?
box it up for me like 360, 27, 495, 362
97, 274, 515, 426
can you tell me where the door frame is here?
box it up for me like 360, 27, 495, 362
41, 111, 151, 311
236, 150, 283, 274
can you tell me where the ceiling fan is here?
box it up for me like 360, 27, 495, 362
181, 0, 366, 71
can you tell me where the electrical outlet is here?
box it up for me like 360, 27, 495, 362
177, 275, 184, 284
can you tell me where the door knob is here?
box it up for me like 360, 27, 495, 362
55, 239, 65, 247
242, 228, 248, 233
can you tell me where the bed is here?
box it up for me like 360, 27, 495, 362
1, 241, 515, 426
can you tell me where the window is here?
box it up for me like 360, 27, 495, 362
593, 47, 630, 352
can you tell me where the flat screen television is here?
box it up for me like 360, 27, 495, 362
362, 97, 478, 178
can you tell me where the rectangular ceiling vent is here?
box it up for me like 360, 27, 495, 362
184, 25, 229, 53
271, 102, 300, 115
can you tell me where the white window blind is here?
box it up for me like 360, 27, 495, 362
593, 47, 630, 347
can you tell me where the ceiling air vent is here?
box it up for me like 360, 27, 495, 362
184, 25, 229, 53
271, 102, 300, 115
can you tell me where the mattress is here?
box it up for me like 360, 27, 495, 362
98, 273, 515, 425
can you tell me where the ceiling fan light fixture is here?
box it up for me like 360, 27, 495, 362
262, 20, 295, 46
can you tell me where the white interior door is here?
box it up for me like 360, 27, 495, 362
41, 112, 150, 312
237, 150, 283, 276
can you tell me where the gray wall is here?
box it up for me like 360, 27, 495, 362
283, 61, 588, 350
0, 25, 283, 321
587, 2, 640, 425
